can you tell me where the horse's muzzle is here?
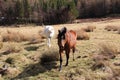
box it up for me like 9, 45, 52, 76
60, 46, 64, 50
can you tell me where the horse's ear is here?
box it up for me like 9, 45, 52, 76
64, 27, 67, 33
58, 30, 61, 33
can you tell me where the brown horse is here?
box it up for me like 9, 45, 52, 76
57, 27, 77, 71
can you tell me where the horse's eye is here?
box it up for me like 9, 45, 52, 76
61, 35, 65, 39
61, 36, 63, 39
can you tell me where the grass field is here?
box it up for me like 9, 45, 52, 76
0, 18, 120, 80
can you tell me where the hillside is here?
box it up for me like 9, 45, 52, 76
0, 18, 120, 80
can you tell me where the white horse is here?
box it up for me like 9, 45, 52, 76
42, 25, 55, 47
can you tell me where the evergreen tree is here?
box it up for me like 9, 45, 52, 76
23, 0, 31, 18
39, 0, 44, 9
15, 0, 24, 18
68, 0, 79, 21
57, 0, 67, 9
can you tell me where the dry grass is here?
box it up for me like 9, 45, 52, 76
76, 29, 90, 40
0, 43, 22, 55
93, 43, 119, 63
5, 57, 15, 65
0, 42, 3, 49
40, 48, 59, 64
81, 25, 96, 32
105, 25, 120, 31
0, 19, 120, 80
91, 43, 120, 80
91, 60, 107, 71
0, 29, 43, 42
99, 43, 118, 59
117, 28, 120, 34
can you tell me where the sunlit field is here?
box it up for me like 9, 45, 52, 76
0, 18, 120, 80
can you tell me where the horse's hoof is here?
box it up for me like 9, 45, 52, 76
73, 59, 75, 61
59, 68, 62, 72
65, 64, 68, 66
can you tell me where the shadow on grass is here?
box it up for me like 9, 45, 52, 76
11, 61, 58, 80
24, 46, 39, 51
24, 40, 45, 45
24, 44, 45, 51
11, 48, 59, 80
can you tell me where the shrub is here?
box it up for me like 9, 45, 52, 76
2, 30, 22, 42
99, 43, 118, 59
2, 43, 22, 55
0, 35, 3, 42
117, 28, 120, 34
38, 30, 46, 39
1, 30, 43, 42
40, 48, 59, 64
0, 42, 3, 49
91, 60, 106, 71
76, 29, 90, 40
105, 25, 119, 31
92, 43, 118, 61
81, 25, 96, 32
92, 43, 119, 71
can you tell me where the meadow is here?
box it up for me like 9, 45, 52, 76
0, 18, 120, 80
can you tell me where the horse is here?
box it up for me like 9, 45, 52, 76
42, 25, 55, 47
57, 27, 77, 71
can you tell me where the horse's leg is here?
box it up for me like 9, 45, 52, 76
65, 49, 70, 66
47, 37, 51, 47
59, 50, 63, 71
47, 38, 49, 46
72, 47, 75, 61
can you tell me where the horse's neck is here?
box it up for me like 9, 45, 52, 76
66, 31, 74, 41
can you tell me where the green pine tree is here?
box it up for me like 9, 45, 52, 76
68, 0, 79, 21
23, 0, 31, 18
15, 0, 24, 18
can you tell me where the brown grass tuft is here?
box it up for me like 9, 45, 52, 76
117, 28, 120, 34
1, 43, 22, 55
91, 60, 106, 71
38, 30, 46, 39
92, 43, 119, 72
5, 67, 20, 78
2, 30, 23, 42
1, 30, 43, 42
93, 43, 118, 64
81, 25, 96, 32
76, 29, 90, 40
0, 35, 3, 42
99, 43, 118, 59
40, 48, 59, 64
105, 25, 120, 31
0, 42, 3, 49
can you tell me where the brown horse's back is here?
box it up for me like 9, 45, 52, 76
66, 30, 77, 48
69, 30, 77, 39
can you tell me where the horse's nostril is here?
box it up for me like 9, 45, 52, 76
61, 46, 63, 48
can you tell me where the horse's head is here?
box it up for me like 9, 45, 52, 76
57, 27, 67, 49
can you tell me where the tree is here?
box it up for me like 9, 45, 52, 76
16, 0, 24, 18
23, 0, 31, 18
68, 0, 79, 22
